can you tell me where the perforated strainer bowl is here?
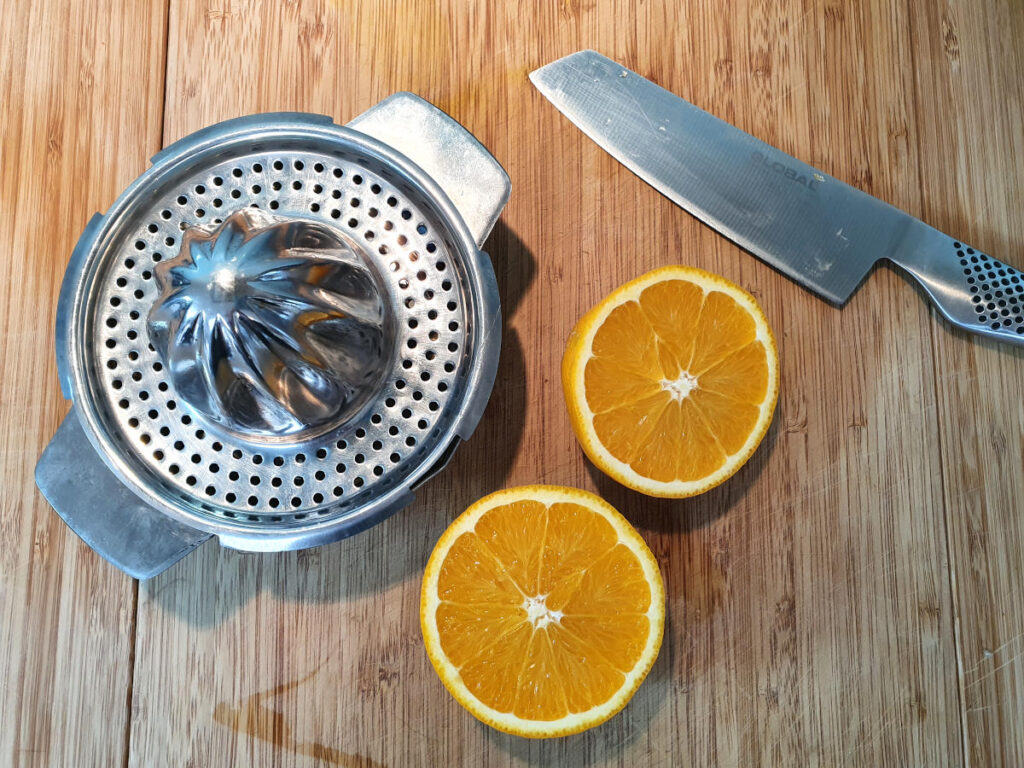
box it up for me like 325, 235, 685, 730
36, 94, 510, 578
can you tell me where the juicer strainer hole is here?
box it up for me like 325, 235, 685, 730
148, 409, 158, 419
335, 462, 346, 473
128, 417, 139, 428
401, 209, 411, 220
442, 280, 453, 291
353, 477, 364, 488
273, 160, 284, 171
428, 401, 440, 412
292, 180, 303, 190
429, 331, 439, 341
388, 426, 399, 436
249, 476, 261, 486
405, 436, 416, 447
113, 379, 123, 390
412, 391, 422, 401
169, 464, 180, 475
353, 175, 363, 185
332, 487, 343, 497
296, 452, 307, 463
228, 470, 240, 481
154, 450, 164, 461
271, 477, 282, 488
248, 497, 258, 506
354, 453, 365, 464
310, 203, 321, 213
364, 231, 375, 241
181, 414, 192, 425
270, 201, 280, 210
231, 189, 241, 199
333, 168, 343, 178
294, 160, 305, 171
186, 476, 197, 487
140, 433, 151, 445
417, 419, 428, 430
312, 493, 324, 504
373, 466, 384, 477
369, 208, 379, 218
313, 162, 324, 173
329, 209, 340, 219
438, 382, 449, 392
205, 485, 215, 496
291, 497, 302, 507
269, 498, 280, 508
314, 470, 326, 481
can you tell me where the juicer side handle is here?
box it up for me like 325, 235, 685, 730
35, 410, 211, 580
348, 93, 510, 248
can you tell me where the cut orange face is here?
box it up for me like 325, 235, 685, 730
420, 485, 665, 738
562, 266, 779, 498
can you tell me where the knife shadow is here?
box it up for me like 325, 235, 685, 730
584, 413, 781, 535
143, 221, 538, 627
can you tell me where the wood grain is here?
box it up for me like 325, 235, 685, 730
0, 1, 168, 766
909, 0, 1024, 764
2, 0, 1022, 766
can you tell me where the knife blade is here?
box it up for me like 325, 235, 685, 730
531, 50, 1024, 346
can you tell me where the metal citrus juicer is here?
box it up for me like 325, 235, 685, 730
35, 94, 510, 579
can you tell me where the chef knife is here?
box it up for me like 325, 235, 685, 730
530, 50, 1023, 346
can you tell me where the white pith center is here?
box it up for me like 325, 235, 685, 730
661, 371, 699, 401
523, 595, 563, 630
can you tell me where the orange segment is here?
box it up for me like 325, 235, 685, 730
563, 266, 779, 498
421, 485, 664, 738
472, 499, 547, 594
437, 532, 522, 606
513, 630, 568, 720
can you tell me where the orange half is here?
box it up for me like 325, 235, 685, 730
562, 266, 779, 498
420, 485, 665, 738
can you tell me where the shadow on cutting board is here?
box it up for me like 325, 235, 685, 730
143, 221, 537, 626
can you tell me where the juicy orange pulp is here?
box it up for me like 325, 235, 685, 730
585, 276, 771, 483
423, 486, 664, 736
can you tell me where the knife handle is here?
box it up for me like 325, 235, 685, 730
890, 227, 1024, 346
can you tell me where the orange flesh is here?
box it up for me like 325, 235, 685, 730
435, 501, 653, 720
585, 279, 769, 482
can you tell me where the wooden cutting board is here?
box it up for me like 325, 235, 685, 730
2, 0, 1022, 765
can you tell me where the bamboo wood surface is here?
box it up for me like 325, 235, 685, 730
2, 0, 1022, 766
